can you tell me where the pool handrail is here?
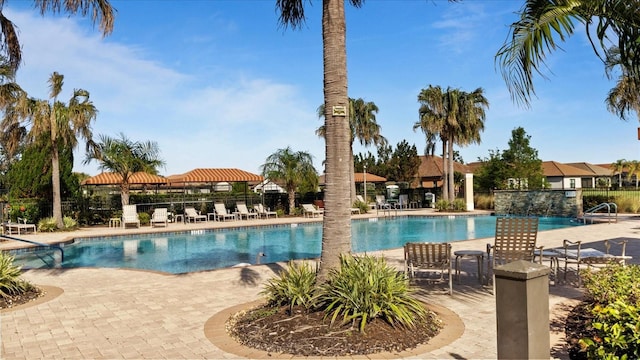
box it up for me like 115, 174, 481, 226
1, 234, 64, 263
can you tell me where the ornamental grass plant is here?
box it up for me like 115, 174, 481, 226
0, 251, 33, 299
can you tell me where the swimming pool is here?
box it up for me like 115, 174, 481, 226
13, 215, 583, 274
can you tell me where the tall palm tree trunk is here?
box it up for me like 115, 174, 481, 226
50, 109, 63, 229
441, 139, 448, 202
288, 189, 296, 215
448, 138, 455, 202
349, 147, 357, 204
318, 0, 352, 283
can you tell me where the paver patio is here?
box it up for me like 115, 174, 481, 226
1, 210, 638, 359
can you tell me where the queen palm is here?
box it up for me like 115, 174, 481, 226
277, 0, 360, 281
0, 60, 27, 169
10, 72, 98, 229
0, 0, 115, 70
317, 98, 387, 203
84, 133, 165, 207
260, 147, 318, 216
497, 0, 640, 108
611, 159, 627, 188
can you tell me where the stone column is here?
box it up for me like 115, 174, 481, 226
494, 260, 550, 359
464, 173, 474, 211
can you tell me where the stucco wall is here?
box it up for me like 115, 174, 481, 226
494, 190, 582, 217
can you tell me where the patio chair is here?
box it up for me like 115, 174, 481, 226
150, 208, 168, 227
375, 195, 391, 210
214, 202, 236, 221
185, 207, 207, 223
397, 194, 409, 210
253, 204, 278, 218
559, 238, 630, 286
236, 202, 258, 220
122, 204, 140, 228
487, 217, 540, 285
302, 203, 323, 218
404, 242, 452, 295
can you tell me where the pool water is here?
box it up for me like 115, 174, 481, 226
13, 215, 583, 274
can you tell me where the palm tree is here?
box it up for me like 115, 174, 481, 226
277, 0, 362, 281
10, 72, 97, 229
611, 159, 627, 188
260, 147, 318, 215
84, 133, 165, 207
626, 160, 640, 189
496, 0, 640, 108
0, 60, 27, 171
0, 0, 115, 71
605, 47, 640, 122
317, 98, 387, 203
415, 86, 487, 202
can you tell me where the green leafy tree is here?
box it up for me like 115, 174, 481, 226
0, 0, 115, 71
497, 0, 640, 108
474, 149, 509, 192
502, 127, 544, 189
84, 133, 165, 207
6, 134, 78, 200
261, 147, 318, 216
387, 141, 420, 183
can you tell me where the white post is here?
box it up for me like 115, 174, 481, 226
363, 165, 367, 203
465, 173, 474, 211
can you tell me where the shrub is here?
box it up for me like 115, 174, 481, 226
316, 254, 427, 333
581, 264, 640, 305
474, 194, 494, 210
579, 300, 640, 359
353, 200, 369, 213
38, 216, 80, 232
435, 200, 450, 211
452, 199, 466, 211
138, 212, 150, 226
0, 251, 32, 298
261, 261, 317, 312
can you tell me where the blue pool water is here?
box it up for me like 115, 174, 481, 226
13, 215, 583, 274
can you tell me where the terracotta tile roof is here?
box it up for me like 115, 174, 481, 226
542, 161, 594, 177
565, 162, 611, 176
81, 172, 168, 185
418, 155, 471, 177
167, 168, 263, 184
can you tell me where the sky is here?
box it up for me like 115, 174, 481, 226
5, 0, 639, 177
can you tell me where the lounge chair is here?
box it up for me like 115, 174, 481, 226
397, 194, 409, 210
253, 204, 278, 219
122, 204, 140, 228
214, 203, 236, 221
4, 217, 37, 235
185, 207, 207, 223
557, 238, 630, 286
487, 217, 540, 285
302, 203, 323, 218
236, 202, 258, 220
150, 208, 168, 227
404, 242, 453, 295
375, 195, 391, 209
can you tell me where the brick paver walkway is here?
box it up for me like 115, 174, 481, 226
1, 211, 638, 359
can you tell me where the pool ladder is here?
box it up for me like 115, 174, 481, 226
580, 202, 617, 224
2, 234, 64, 267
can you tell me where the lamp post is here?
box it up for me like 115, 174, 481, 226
363, 165, 367, 203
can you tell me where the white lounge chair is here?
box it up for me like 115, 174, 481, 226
150, 208, 168, 227
236, 202, 258, 220
302, 204, 323, 218
185, 207, 207, 223
122, 204, 140, 228
375, 195, 391, 209
214, 203, 236, 221
253, 204, 278, 219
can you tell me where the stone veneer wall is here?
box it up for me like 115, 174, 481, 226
494, 189, 582, 218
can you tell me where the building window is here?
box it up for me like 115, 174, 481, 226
570, 179, 576, 189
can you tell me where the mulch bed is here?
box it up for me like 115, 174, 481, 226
226, 304, 442, 357
0, 287, 44, 310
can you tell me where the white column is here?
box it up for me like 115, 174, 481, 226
465, 173, 474, 211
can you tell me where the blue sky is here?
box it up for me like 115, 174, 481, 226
6, 0, 639, 177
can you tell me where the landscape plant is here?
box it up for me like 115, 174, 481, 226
38, 216, 78, 232
0, 251, 33, 299
576, 264, 640, 358
261, 260, 317, 312
316, 254, 427, 333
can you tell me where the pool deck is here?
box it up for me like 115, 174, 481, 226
1, 209, 639, 359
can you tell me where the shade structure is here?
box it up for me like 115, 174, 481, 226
166, 168, 264, 185
81, 172, 168, 185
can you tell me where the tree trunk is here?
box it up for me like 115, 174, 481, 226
441, 139, 448, 202
288, 188, 296, 215
448, 137, 455, 202
318, 0, 352, 283
121, 182, 131, 208
51, 148, 64, 229
349, 145, 356, 205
